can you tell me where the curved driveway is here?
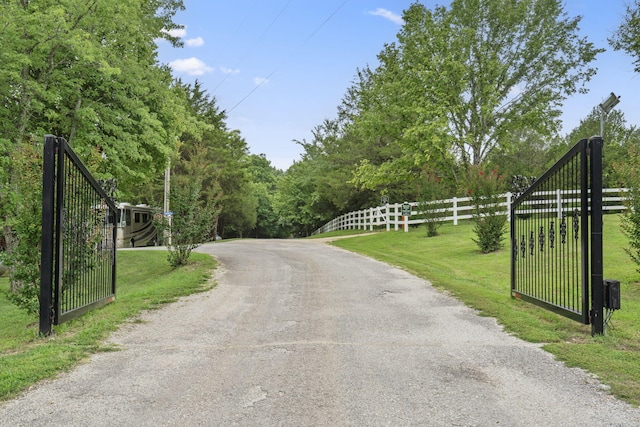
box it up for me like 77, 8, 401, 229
1, 239, 639, 426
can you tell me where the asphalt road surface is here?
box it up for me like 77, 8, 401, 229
1, 239, 639, 426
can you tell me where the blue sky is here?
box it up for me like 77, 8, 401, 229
156, 0, 640, 171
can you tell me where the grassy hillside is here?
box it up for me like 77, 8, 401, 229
332, 214, 640, 406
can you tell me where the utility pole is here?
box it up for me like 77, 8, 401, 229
163, 160, 171, 246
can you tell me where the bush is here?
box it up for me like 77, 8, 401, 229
1, 141, 43, 314
418, 171, 447, 237
466, 166, 507, 253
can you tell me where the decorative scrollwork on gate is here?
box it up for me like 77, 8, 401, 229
511, 175, 537, 199
560, 214, 567, 244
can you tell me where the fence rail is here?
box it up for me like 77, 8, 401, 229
312, 188, 628, 235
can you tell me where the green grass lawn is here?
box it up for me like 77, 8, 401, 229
0, 250, 216, 401
332, 214, 640, 406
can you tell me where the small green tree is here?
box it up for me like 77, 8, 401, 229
157, 182, 215, 267
467, 166, 507, 253
418, 171, 447, 237
615, 145, 640, 272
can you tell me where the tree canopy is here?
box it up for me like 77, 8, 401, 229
0, 0, 188, 197
610, 0, 640, 73
352, 0, 602, 190
1, 0, 638, 242
278, 0, 606, 233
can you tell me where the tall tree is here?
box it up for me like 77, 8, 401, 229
312, 71, 422, 206
351, 0, 602, 193
169, 81, 257, 239
561, 108, 640, 187
485, 129, 552, 181
247, 154, 286, 238
610, 0, 640, 72
273, 160, 325, 237
0, 0, 187, 308
0, 0, 187, 185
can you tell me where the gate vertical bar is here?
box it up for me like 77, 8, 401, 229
580, 141, 590, 323
510, 198, 516, 295
40, 135, 56, 336
53, 137, 66, 324
111, 207, 117, 296
590, 137, 604, 335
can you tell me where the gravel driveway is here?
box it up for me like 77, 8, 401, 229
1, 239, 639, 426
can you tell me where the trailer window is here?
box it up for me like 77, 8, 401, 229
115, 208, 130, 227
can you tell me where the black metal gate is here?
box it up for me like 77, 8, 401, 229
40, 135, 117, 335
510, 137, 604, 335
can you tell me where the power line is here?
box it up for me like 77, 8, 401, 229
227, 0, 351, 113
213, 0, 294, 93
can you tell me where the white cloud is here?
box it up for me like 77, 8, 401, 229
220, 66, 240, 75
186, 37, 204, 47
168, 57, 214, 76
368, 8, 404, 25
162, 27, 187, 38
253, 77, 269, 86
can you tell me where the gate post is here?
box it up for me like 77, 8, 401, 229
40, 135, 56, 336
590, 136, 604, 335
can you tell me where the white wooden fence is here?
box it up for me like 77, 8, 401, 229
312, 188, 629, 235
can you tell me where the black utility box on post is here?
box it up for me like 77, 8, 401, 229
604, 279, 621, 310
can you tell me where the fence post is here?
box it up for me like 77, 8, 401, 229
393, 203, 399, 231
386, 204, 390, 232
453, 197, 458, 226
404, 203, 409, 232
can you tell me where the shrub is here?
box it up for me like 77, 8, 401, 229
418, 172, 447, 237
466, 166, 507, 253
0, 141, 43, 314
155, 181, 216, 267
